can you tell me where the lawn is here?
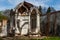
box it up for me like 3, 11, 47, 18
43, 37, 60, 40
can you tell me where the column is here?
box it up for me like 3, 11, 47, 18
35, 8, 41, 35
36, 13, 40, 34
28, 13, 31, 34
15, 10, 20, 36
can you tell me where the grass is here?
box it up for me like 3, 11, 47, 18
43, 37, 60, 40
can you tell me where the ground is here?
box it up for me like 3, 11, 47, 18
0, 36, 60, 40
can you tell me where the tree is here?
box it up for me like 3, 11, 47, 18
0, 12, 8, 21
39, 6, 42, 15
46, 7, 51, 14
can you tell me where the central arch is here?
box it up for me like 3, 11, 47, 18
30, 9, 37, 33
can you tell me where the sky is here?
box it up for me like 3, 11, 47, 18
0, 0, 60, 11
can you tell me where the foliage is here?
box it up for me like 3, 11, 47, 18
0, 11, 8, 21
39, 6, 42, 13
46, 7, 51, 14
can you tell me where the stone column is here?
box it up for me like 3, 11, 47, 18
2, 22, 7, 36
36, 13, 40, 34
15, 10, 20, 36
0, 20, 7, 37
36, 9, 40, 33
28, 13, 31, 35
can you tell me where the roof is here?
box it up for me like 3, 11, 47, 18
14, 1, 41, 15
23, 1, 33, 10
15, 1, 34, 10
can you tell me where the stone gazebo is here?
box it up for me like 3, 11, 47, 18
9, 1, 41, 36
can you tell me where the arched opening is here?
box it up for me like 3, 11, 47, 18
30, 9, 37, 33
18, 6, 27, 14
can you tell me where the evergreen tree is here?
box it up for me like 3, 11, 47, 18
39, 6, 42, 15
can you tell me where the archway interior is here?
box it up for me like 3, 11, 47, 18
18, 6, 27, 14
30, 9, 37, 32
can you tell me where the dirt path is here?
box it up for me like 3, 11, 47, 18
1, 36, 46, 40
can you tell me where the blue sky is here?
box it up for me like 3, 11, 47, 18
0, 0, 60, 11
